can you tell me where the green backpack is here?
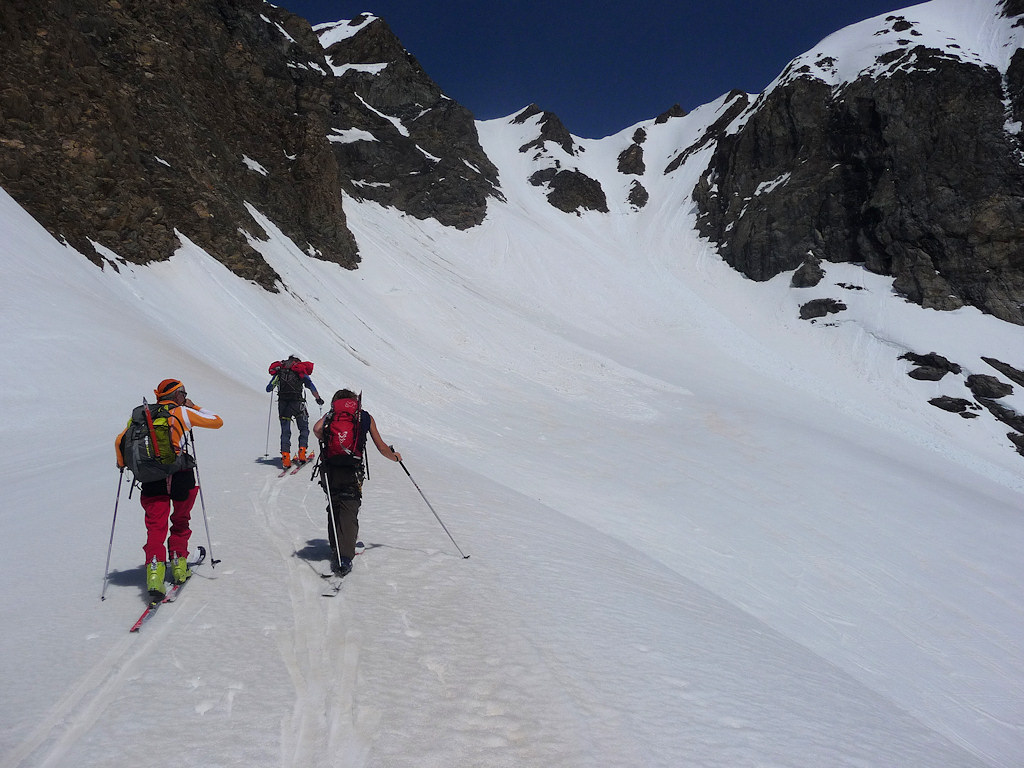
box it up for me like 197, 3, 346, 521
120, 399, 193, 483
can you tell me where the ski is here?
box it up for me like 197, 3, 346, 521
130, 598, 163, 632
290, 452, 314, 474
277, 452, 315, 477
129, 546, 207, 632
319, 541, 361, 596
321, 574, 345, 596
320, 562, 350, 596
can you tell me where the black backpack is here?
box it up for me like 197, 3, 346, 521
120, 399, 194, 483
277, 366, 304, 401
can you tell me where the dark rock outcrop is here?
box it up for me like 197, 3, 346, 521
0, 0, 358, 288
617, 128, 646, 175
628, 180, 649, 210
791, 255, 825, 287
900, 352, 962, 380
319, 15, 499, 228
799, 297, 846, 320
966, 374, 1014, 399
515, 105, 576, 156
655, 104, 687, 124
666, 91, 748, 175
929, 396, 980, 417
982, 356, 1024, 387
529, 168, 609, 214
694, 9, 1024, 325
903, 350, 1022, 455
512, 104, 608, 214
0, 3, 502, 284
976, 397, 1024, 433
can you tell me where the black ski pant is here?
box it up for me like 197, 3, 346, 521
322, 465, 362, 562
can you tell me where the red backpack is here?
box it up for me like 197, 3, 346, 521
323, 395, 365, 467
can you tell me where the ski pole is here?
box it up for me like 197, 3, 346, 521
323, 472, 343, 571
189, 433, 220, 567
311, 448, 343, 570
396, 456, 470, 559
264, 391, 274, 457
101, 468, 126, 600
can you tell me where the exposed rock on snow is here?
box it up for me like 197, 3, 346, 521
901, 351, 963, 380
798, 297, 847, 319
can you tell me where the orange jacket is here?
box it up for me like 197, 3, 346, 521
115, 399, 224, 468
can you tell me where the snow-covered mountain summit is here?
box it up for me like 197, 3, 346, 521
770, 0, 1024, 91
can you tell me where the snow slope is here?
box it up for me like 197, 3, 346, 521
2, 131, 1022, 765
2, 3, 1024, 764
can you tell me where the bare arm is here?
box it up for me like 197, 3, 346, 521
368, 416, 402, 462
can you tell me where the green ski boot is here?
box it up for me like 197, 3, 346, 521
171, 555, 192, 585
146, 558, 166, 599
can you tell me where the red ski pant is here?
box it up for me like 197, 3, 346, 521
141, 471, 198, 563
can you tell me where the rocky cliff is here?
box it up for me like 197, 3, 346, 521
0, 0, 358, 288
693, 0, 1024, 325
0, 1, 498, 287
315, 14, 499, 229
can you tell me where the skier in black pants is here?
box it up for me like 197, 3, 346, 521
313, 389, 401, 575
267, 355, 323, 468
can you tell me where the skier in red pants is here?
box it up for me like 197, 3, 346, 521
115, 379, 223, 597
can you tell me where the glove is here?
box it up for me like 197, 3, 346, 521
315, 397, 324, 406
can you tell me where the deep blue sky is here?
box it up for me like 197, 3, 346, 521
278, 0, 906, 138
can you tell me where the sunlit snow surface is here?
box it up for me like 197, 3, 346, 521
2, 2, 1023, 765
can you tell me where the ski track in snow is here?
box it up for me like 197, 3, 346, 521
255, 473, 375, 768
1, 634, 141, 768
0, 562, 220, 768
